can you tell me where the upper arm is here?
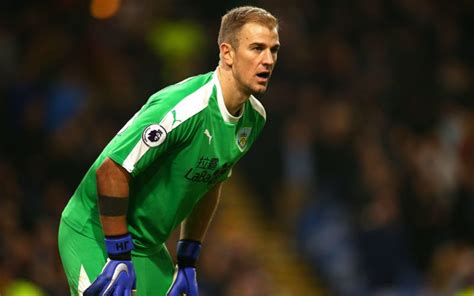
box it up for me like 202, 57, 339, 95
96, 157, 131, 195
96, 157, 131, 182
105, 104, 196, 176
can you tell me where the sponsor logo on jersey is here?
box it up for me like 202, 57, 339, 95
142, 124, 167, 147
184, 156, 232, 185
236, 127, 252, 151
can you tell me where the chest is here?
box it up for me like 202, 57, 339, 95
175, 115, 255, 185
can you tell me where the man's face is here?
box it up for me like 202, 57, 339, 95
231, 22, 280, 96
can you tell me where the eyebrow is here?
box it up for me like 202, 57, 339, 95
249, 42, 281, 49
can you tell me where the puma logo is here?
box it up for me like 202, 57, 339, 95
171, 110, 182, 127
204, 129, 212, 144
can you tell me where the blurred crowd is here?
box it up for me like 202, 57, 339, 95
0, 0, 473, 295
243, 0, 474, 295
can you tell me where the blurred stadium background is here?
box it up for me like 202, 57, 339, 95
1, 0, 474, 295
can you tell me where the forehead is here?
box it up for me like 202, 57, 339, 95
236, 22, 279, 46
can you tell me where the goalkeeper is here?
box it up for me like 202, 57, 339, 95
58, 5, 280, 296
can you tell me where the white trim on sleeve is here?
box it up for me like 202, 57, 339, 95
122, 79, 213, 173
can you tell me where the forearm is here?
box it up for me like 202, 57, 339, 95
96, 157, 131, 236
180, 183, 222, 242
168, 184, 223, 295
82, 158, 135, 295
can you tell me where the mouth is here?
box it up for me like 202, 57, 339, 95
256, 71, 271, 82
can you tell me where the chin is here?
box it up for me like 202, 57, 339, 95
251, 86, 268, 96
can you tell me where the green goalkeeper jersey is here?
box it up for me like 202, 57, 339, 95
61, 70, 266, 255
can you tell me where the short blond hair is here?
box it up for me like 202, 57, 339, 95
218, 6, 278, 48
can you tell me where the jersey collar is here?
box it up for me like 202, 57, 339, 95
213, 69, 244, 124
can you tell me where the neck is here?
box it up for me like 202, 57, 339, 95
217, 64, 249, 116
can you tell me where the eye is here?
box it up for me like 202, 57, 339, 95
252, 46, 263, 52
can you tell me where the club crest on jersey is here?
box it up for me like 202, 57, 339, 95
142, 124, 167, 147
236, 127, 252, 151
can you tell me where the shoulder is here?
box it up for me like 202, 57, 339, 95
153, 72, 216, 133
248, 95, 266, 121
150, 72, 214, 104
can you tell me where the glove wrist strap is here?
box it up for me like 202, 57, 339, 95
105, 233, 134, 260
177, 239, 201, 267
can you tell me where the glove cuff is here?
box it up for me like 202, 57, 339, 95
176, 239, 201, 267
105, 233, 134, 260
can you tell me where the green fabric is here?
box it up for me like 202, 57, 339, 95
61, 70, 265, 256
59, 70, 266, 295
58, 221, 175, 296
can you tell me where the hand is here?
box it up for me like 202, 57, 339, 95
167, 240, 201, 296
84, 259, 136, 296
167, 266, 198, 296
84, 234, 136, 296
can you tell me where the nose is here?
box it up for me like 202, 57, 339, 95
262, 49, 275, 67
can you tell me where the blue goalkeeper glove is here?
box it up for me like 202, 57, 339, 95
167, 240, 202, 296
84, 234, 136, 296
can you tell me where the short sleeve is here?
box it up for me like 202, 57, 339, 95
106, 103, 194, 177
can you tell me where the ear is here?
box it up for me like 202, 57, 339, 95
219, 42, 234, 67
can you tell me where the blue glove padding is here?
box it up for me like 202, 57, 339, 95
167, 266, 198, 296
84, 234, 136, 296
167, 240, 201, 296
84, 259, 136, 296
